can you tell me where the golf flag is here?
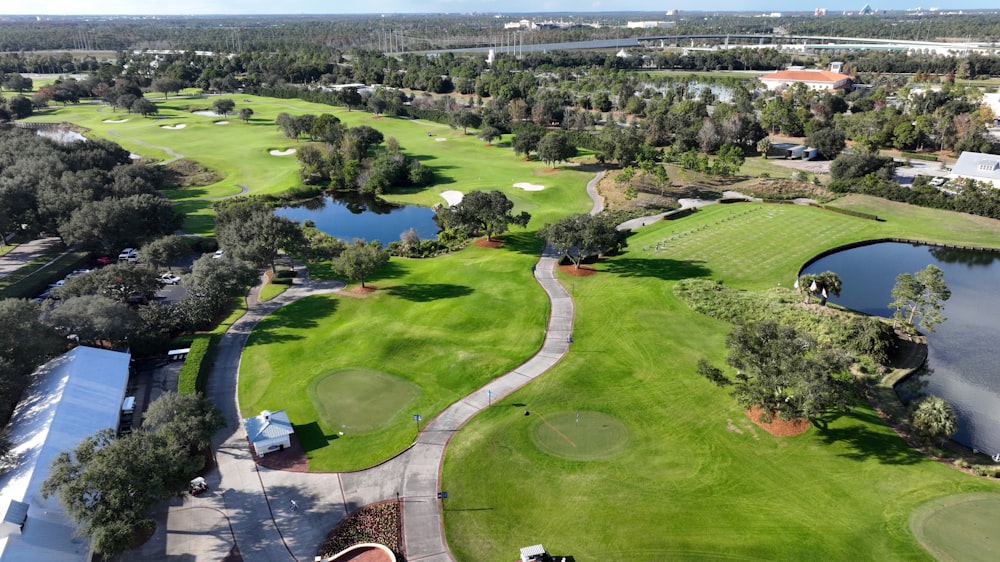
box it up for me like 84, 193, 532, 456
809, 280, 818, 292
794, 279, 799, 289
821, 288, 828, 298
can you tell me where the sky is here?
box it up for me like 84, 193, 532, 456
1, 1, 997, 16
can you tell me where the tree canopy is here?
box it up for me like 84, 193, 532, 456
439, 190, 530, 242
890, 264, 951, 333
215, 199, 305, 271
538, 213, 625, 269
334, 239, 390, 288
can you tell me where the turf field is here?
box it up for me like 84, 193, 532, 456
910, 492, 1000, 562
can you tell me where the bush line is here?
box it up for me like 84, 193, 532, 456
177, 334, 220, 395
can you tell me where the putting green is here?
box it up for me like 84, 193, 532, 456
531, 411, 629, 461
910, 492, 1000, 562
309, 368, 420, 434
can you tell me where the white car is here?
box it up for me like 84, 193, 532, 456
118, 248, 139, 263
158, 273, 181, 285
212, 249, 225, 259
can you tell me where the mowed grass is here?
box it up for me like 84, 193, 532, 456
238, 237, 548, 470
442, 201, 1000, 561
309, 368, 420, 434
909, 492, 1000, 562
26, 95, 594, 234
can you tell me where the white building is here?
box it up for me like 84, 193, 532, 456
626, 21, 675, 29
760, 69, 853, 91
244, 409, 295, 456
0, 346, 131, 562
948, 151, 1000, 188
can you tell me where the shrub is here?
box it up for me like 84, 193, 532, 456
177, 335, 218, 395
901, 151, 938, 162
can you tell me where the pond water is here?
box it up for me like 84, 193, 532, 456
802, 242, 1000, 455
275, 193, 439, 243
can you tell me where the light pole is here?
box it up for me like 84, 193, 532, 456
413, 413, 422, 435
487, 389, 493, 406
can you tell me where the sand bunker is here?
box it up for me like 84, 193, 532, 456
102, 118, 128, 123
513, 182, 544, 191
214, 120, 229, 125
192, 110, 219, 117
160, 124, 186, 130
435, 137, 448, 142
269, 148, 297, 156
440, 190, 464, 206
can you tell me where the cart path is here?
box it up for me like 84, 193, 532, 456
105, 130, 185, 165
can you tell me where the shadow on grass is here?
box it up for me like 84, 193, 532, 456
246, 297, 338, 346
385, 283, 473, 302
295, 421, 340, 453
602, 257, 711, 281
369, 260, 408, 283
817, 409, 925, 465
499, 230, 545, 256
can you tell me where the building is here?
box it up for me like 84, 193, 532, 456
0, 346, 131, 562
520, 544, 549, 562
948, 151, 1000, 188
626, 21, 675, 29
760, 68, 853, 91
244, 409, 295, 456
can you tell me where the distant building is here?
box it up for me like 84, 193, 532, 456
815, 8, 828, 16
760, 68, 853, 91
504, 19, 535, 30
859, 3, 875, 15
949, 151, 1000, 188
0, 347, 131, 562
244, 409, 295, 456
626, 21, 676, 29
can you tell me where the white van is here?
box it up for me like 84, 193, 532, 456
121, 396, 136, 414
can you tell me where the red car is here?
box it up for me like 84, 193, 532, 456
92, 256, 113, 266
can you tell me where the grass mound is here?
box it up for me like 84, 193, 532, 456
309, 368, 420, 434
531, 411, 629, 461
910, 493, 1000, 562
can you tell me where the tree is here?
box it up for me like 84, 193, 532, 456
909, 395, 957, 447
59, 194, 182, 254
511, 126, 545, 157
212, 98, 235, 116
215, 199, 305, 271
41, 295, 139, 348
807, 127, 847, 160
55, 262, 161, 303
443, 190, 531, 242
238, 107, 254, 123
275, 112, 299, 139
538, 213, 625, 269
0, 299, 62, 431
181, 255, 258, 326
7, 95, 33, 119
130, 97, 158, 117
797, 271, 842, 306
724, 321, 853, 422
449, 109, 481, 135
143, 392, 224, 453
141, 234, 190, 270
890, 264, 951, 333
150, 77, 183, 100
477, 125, 501, 145
334, 239, 390, 288
310, 113, 344, 144
756, 137, 772, 159
536, 131, 576, 167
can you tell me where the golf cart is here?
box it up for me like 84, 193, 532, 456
190, 477, 209, 496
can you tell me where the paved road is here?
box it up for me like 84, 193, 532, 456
0, 237, 64, 281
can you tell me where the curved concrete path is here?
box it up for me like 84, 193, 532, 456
106, 130, 185, 165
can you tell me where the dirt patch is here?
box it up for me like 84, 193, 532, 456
475, 238, 504, 249
745, 407, 810, 437
736, 178, 832, 200
543, 167, 558, 173
341, 285, 377, 297
162, 159, 223, 189
557, 264, 597, 277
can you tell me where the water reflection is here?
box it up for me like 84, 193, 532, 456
275, 192, 439, 243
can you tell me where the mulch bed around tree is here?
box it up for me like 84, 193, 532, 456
474, 238, 503, 249
340, 285, 377, 298
556, 264, 597, 277
745, 407, 810, 437
251, 435, 310, 472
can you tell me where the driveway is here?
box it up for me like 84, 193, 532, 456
0, 237, 64, 280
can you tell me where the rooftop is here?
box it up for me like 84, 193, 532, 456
760, 69, 852, 83
244, 409, 295, 443
951, 151, 1000, 183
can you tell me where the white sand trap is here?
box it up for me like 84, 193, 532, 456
214, 120, 229, 125
513, 182, 545, 191
193, 110, 219, 117
269, 148, 297, 156
435, 137, 448, 142
102, 118, 128, 123
440, 190, 464, 206
160, 124, 187, 130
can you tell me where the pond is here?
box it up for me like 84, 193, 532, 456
802, 241, 1000, 456
275, 193, 439, 243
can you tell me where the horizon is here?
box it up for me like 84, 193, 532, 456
2, 2, 999, 17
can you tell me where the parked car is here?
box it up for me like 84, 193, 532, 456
118, 248, 139, 263
157, 272, 181, 285
92, 256, 113, 266
212, 249, 225, 259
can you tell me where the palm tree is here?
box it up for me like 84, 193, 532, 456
910, 395, 957, 447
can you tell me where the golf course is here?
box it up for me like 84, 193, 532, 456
26, 93, 1000, 560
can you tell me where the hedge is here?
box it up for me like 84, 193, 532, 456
900, 151, 938, 162
177, 334, 219, 395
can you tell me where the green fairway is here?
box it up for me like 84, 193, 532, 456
910, 493, 1000, 562
309, 368, 420, 434
531, 411, 629, 461
25, 95, 594, 234
442, 201, 1000, 561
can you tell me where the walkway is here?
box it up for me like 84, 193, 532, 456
0, 237, 64, 280
106, 130, 185, 165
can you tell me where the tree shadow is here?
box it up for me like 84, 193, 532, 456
816, 409, 925, 465
499, 230, 545, 256
601, 257, 712, 281
385, 283, 473, 302
369, 260, 408, 282
246, 297, 337, 346
294, 421, 340, 453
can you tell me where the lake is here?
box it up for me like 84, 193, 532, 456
802, 241, 1000, 456
275, 194, 439, 243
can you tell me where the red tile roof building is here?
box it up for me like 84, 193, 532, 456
760, 69, 853, 91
